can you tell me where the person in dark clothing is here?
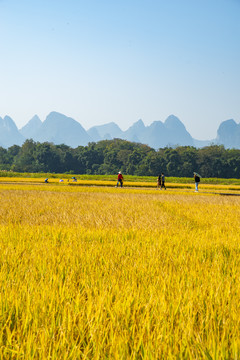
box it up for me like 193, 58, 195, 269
161, 173, 166, 190
157, 174, 162, 189
194, 172, 200, 192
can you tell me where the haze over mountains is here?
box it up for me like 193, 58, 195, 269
20, 112, 91, 148
0, 111, 240, 149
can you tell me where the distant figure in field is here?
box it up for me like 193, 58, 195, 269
72, 177, 77, 182
44, 178, 48, 183
161, 173, 166, 190
157, 174, 162, 189
194, 172, 201, 192
59, 179, 64, 183
116, 171, 124, 188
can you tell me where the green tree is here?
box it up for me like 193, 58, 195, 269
12, 139, 37, 172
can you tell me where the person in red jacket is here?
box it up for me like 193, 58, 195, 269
116, 171, 124, 188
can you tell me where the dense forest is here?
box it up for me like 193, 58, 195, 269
0, 139, 240, 178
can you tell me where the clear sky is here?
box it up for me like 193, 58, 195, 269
0, 0, 239, 140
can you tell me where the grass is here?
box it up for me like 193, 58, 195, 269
0, 181, 240, 358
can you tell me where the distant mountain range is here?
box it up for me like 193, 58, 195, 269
0, 111, 240, 149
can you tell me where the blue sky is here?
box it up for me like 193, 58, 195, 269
0, 0, 239, 139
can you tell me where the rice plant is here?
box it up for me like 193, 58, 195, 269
0, 182, 240, 359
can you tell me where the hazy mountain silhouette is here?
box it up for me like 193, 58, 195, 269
141, 115, 193, 149
164, 115, 193, 146
0, 116, 25, 148
144, 121, 168, 149
20, 115, 42, 139
89, 115, 194, 148
122, 119, 145, 142
88, 122, 123, 141
216, 119, 240, 149
87, 127, 102, 142
1, 111, 240, 149
32, 112, 91, 147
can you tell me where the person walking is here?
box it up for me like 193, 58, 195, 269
157, 174, 162, 189
161, 173, 166, 190
194, 172, 201, 192
116, 171, 124, 188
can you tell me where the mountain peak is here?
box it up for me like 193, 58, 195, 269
164, 115, 186, 131
3, 115, 18, 131
20, 115, 42, 139
30, 114, 42, 123
150, 120, 165, 129
0, 116, 25, 147
35, 112, 91, 147
216, 119, 239, 149
218, 119, 237, 131
45, 111, 75, 123
1, 111, 240, 149
217, 119, 238, 138
134, 118, 145, 126
122, 118, 145, 142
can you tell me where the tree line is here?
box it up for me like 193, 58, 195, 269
0, 139, 240, 178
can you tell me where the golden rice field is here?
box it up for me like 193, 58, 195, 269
0, 179, 240, 359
